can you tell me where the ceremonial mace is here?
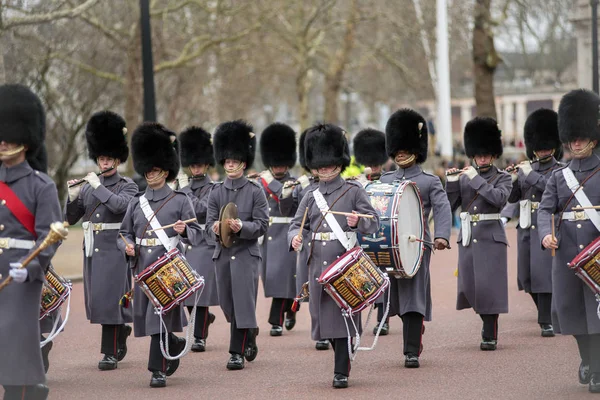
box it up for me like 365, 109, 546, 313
0, 222, 69, 292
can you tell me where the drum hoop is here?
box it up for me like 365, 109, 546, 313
40, 269, 72, 320
393, 181, 425, 278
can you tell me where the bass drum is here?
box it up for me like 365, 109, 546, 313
357, 180, 425, 278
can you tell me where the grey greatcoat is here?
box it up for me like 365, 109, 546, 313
0, 161, 62, 386
180, 177, 219, 307
287, 175, 380, 340
260, 173, 298, 299
206, 176, 269, 329
280, 177, 318, 294
446, 166, 512, 314
380, 165, 452, 321
506, 159, 560, 294
538, 155, 600, 335
117, 185, 202, 337
65, 172, 137, 324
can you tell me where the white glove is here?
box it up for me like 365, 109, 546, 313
282, 186, 293, 199
500, 217, 508, 227
177, 171, 189, 188
519, 161, 532, 177
258, 236, 264, 245
84, 172, 101, 189
167, 180, 178, 190
9, 263, 27, 283
446, 173, 460, 183
68, 184, 82, 201
298, 175, 310, 189
464, 166, 478, 180
260, 170, 274, 185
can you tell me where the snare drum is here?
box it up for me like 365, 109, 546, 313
40, 265, 72, 320
135, 248, 205, 314
568, 237, 600, 295
357, 180, 425, 278
318, 247, 390, 315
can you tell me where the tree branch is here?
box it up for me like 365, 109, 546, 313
2, 0, 100, 29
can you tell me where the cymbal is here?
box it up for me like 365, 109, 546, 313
218, 202, 238, 248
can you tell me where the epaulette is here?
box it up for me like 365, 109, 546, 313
32, 170, 54, 184
248, 179, 263, 189
380, 171, 395, 179
121, 176, 135, 184
421, 170, 436, 178
345, 179, 363, 188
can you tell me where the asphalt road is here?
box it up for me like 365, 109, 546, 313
3, 228, 593, 399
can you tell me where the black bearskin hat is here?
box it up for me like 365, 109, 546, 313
213, 120, 256, 169
385, 108, 428, 164
463, 117, 503, 158
260, 122, 297, 168
558, 89, 600, 144
179, 126, 215, 168
353, 128, 388, 166
298, 128, 310, 172
29, 145, 48, 173
131, 122, 179, 181
0, 84, 45, 157
524, 108, 563, 161
305, 123, 350, 171
86, 111, 129, 162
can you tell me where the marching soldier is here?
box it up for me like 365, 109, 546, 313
380, 109, 452, 367
178, 126, 218, 352
538, 89, 600, 393
352, 128, 391, 335
65, 111, 136, 370
288, 123, 380, 389
206, 120, 269, 370
279, 129, 330, 350
257, 123, 299, 337
446, 117, 511, 351
118, 123, 202, 388
505, 109, 562, 338
0, 84, 62, 400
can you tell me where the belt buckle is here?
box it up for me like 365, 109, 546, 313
269, 217, 273, 224
93, 223, 103, 231
0, 238, 8, 249
575, 211, 586, 221
531, 202, 539, 210
321, 232, 331, 241
471, 214, 480, 222
146, 238, 157, 246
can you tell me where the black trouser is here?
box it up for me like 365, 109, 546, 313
101, 324, 127, 356
375, 303, 389, 323
401, 312, 424, 356
480, 314, 499, 341
148, 332, 183, 372
3, 385, 48, 400
576, 334, 600, 374
229, 315, 256, 355
329, 338, 351, 377
268, 298, 295, 326
186, 306, 212, 339
529, 293, 552, 325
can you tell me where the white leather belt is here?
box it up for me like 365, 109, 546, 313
468, 213, 501, 222
0, 238, 35, 250
200, 224, 206, 230
270, 217, 292, 224
136, 236, 179, 247
89, 222, 121, 231
312, 232, 357, 242
562, 211, 590, 221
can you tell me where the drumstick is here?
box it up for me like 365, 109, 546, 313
551, 214, 556, 257
407, 234, 435, 247
325, 210, 375, 219
118, 233, 130, 247
296, 208, 309, 251
146, 218, 197, 233
572, 205, 600, 210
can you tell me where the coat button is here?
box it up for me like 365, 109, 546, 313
0, 249, 3, 254
234, 189, 238, 191
148, 249, 152, 253
324, 223, 328, 227
322, 242, 326, 246
577, 224, 582, 228
94, 248, 99, 252
473, 239, 478, 243
580, 245, 584, 249
0, 224, 5, 231
472, 222, 477, 226
473, 206, 477, 211
188, 245, 192, 250
532, 194, 536, 199
269, 207, 272, 211
308, 243, 311, 247
531, 225, 536, 230
323, 261, 327, 265
96, 213, 100, 218
268, 237, 272, 241
232, 256, 236, 260
0, 200, 5, 206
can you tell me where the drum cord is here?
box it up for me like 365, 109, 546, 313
596, 294, 600, 321
158, 283, 205, 361
40, 287, 72, 347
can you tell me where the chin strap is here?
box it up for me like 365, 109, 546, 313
225, 162, 245, 177
394, 154, 415, 168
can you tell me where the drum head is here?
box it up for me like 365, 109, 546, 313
219, 202, 238, 248
393, 181, 425, 277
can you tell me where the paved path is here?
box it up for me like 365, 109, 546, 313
4, 228, 593, 399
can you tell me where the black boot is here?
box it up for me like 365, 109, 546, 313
540, 324, 555, 338
332, 374, 349, 389
98, 354, 118, 370
581, 362, 592, 385
227, 353, 245, 370
191, 338, 206, 352
150, 371, 166, 388
590, 373, 600, 393
117, 325, 132, 361
285, 310, 297, 331
270, 325, 283, 336
41, 338, 52, 373
405, 354, 420, 368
